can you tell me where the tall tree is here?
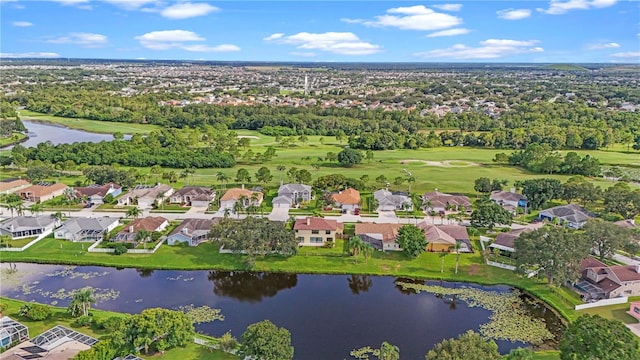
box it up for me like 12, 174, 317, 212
119, 308, 194, 355
240, 320, 294, 360
582, 219, 638, 261
559, 314, 640, 360
518, 178, 563, 210
470, 202, 513, 230
126, 207, 141, 219
514, 227, 590, 285
425, 330, 500, 360
348, 236, 366, 264
337, 148, 363, 167
474, 177, 492, 195
68, 287, 96, 318
255, 167, 273, 184
396, 224, 427, 259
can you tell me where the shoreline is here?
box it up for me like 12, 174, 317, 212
20, 117, 117, 135
0, 132, 29, 149
0, 255, 576, 323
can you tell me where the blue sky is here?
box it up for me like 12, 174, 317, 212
1, 0, 639, 62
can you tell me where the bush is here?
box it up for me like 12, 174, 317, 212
113, 243, 128, 255
99, 316, 125, 332
74, 315, 93, 327
218, 331, 239, 352
0, 302, 8, 315
19, 303, 51, 321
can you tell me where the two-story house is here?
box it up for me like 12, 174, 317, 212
272, 183, 312, 209
578, 258, 640, 299
293, 217, 343, 246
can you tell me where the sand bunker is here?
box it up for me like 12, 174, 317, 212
237, 135, 259, 139
400, 159, 480, 167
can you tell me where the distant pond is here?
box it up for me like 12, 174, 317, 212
4, 121, 130, 149
0, 263, 564, 359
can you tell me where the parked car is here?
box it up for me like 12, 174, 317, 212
354, 208, 360, 215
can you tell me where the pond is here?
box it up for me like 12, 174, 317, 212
0, 263, 564, 359
5, 121, 130, 149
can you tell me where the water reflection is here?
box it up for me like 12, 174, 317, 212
136, 268, 154, 278
207, 271, 297, 302
348, 275, 373, 295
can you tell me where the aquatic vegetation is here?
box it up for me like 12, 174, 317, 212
396, 282, 553, 344
45, 266, 109, 280
349, 346, 379, 360
177, 304, 224, 324
17, 283, 119, 303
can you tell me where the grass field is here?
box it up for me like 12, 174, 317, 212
19, 110, 159, 134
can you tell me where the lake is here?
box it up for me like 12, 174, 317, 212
0, 263, 563, 359
5, 121, 130, 149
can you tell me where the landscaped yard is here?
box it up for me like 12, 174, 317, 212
0, 297, 237, 360
1, 236, 38, 248
578, 296, 640, 324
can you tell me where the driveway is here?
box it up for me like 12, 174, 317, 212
268, 207, 290, 221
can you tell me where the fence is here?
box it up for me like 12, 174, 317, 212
485, 260, 516, 271
88, 238, 166, 254
575, 296, 628, 310
0, 229, 53, 252
479, 236, 492, 251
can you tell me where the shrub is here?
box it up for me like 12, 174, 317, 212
218, 331, 239, 352
19, 303, 51, 321
113, 243, 128, 255
99, 316, 125, 332
0, 302, 8, 315
74, 315, 93, 327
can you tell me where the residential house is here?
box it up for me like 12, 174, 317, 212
538, 204, 595, 229
272, 183, 312, 208
169, 186, 215, 207
615, 219, 638, 229
112, 216, 169, 243
489, 228, 532, 253
167, 218, 219, 246
293, 217, 343, 246
439, 225, 473, 252
331, 188, 361, 211
421, 191, 471, 213
577, 258, 640, 300
0, 215, 60, 240
15, 183, 68, 203
117, 184, 174, 209
54, 217, 120, 242
628, 301, 640, 323
373, 189, 413, 211
219, 187, 263, 211
417, 223, 456, 252
355, 223, 402, 251
74, 183, 122, 205
490, 190, 527, 214
0, 179, 30, 195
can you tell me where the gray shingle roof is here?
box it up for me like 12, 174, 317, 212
0, 215, 56, 232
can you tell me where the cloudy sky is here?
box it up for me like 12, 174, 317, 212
1, 0, 639, 62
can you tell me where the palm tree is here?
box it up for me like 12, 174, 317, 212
362, 242, 373, 263
71, 287, 95, 317
223, 208, 231, 218
51, 211, 63, 222
216, 172, 229, 190
135, 229, 150, 249
238, 195, 249, 208
450, 241, 462, 274
379, 341, 400, 360
348, 236, 365, 264
439, 252, 449, 273
29, 202, 43, 217
233, 200, 244, 218
126, 206, 141, 219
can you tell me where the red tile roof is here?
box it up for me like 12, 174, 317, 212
294, 217, 342, 231
331, 188, 361, 205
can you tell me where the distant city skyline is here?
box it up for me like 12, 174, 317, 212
1, 0, 639, 63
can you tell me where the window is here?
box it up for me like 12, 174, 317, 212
325, 230, 331, 234
311, 230, 319, 234
310, 237, 323, 244
296, 237, 304, 242
326, 238, 333, 242
634, 307, 640, 315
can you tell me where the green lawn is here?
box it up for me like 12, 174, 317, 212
0, 297, 237, 360
0, 132, 27, 147
531, 350, 560, 360
19, 110, 159, 134
577, 296, 640, 324
1, 236, 38, 248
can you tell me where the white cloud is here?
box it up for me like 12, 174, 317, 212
182, 44, 240, 52
46, 32, 108, 47
537, 0, 617, 15
103, 0, 158, 11
426, 28, 470, 37
135, 30, 239, 52
12, 21, 33, 27
265, 32, 381, 55
0, 52, 60, 58
587, 42, 620, 50
497, 8, 532, 20
432, 4, 463, 11
160, 2, 219, 19
610, 51, 640, 59
349, 5, 462, 31
263, 33, 284, 41
50, 0, 89, 5
415, 39, 543, 59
